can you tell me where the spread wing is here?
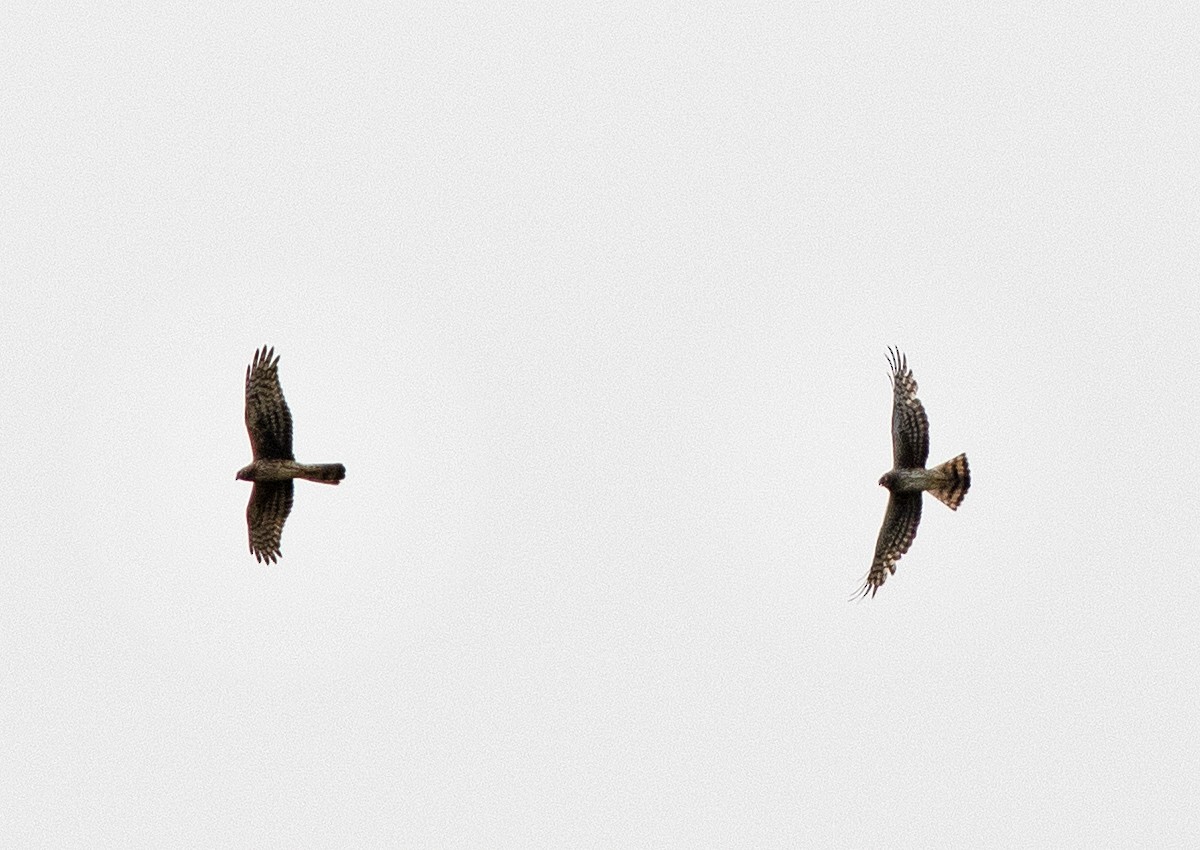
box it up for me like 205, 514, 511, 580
888, 347, 929, 469
245, 345, 294, 460
854, 492, 922, 600
246, 481, 293, 564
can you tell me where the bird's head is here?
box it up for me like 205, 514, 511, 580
878, 471, 895, 489
236, 464, 255, 481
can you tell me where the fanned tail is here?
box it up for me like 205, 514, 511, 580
928, 454, 969, 510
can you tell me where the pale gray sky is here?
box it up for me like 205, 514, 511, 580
3, 2, 1198, 847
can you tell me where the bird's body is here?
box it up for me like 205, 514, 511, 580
237, 346, 344, 563
856, 348, 970, 598
236, 459, 345, 483
879, 457, 969, 507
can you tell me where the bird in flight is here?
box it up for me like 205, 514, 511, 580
855, 348, 970, 599
236, 346, 345, 563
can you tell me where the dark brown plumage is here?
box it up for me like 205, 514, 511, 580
236, 346, 345, 564
855, 348, 970, 599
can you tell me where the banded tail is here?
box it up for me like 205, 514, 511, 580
928, 454, 969, 510
299, 463, 346, 484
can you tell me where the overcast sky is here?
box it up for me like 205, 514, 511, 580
3, 2, 1198, 847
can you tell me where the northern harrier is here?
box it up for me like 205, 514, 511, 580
236, 346, 345, 563
855, 348, 970, 599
